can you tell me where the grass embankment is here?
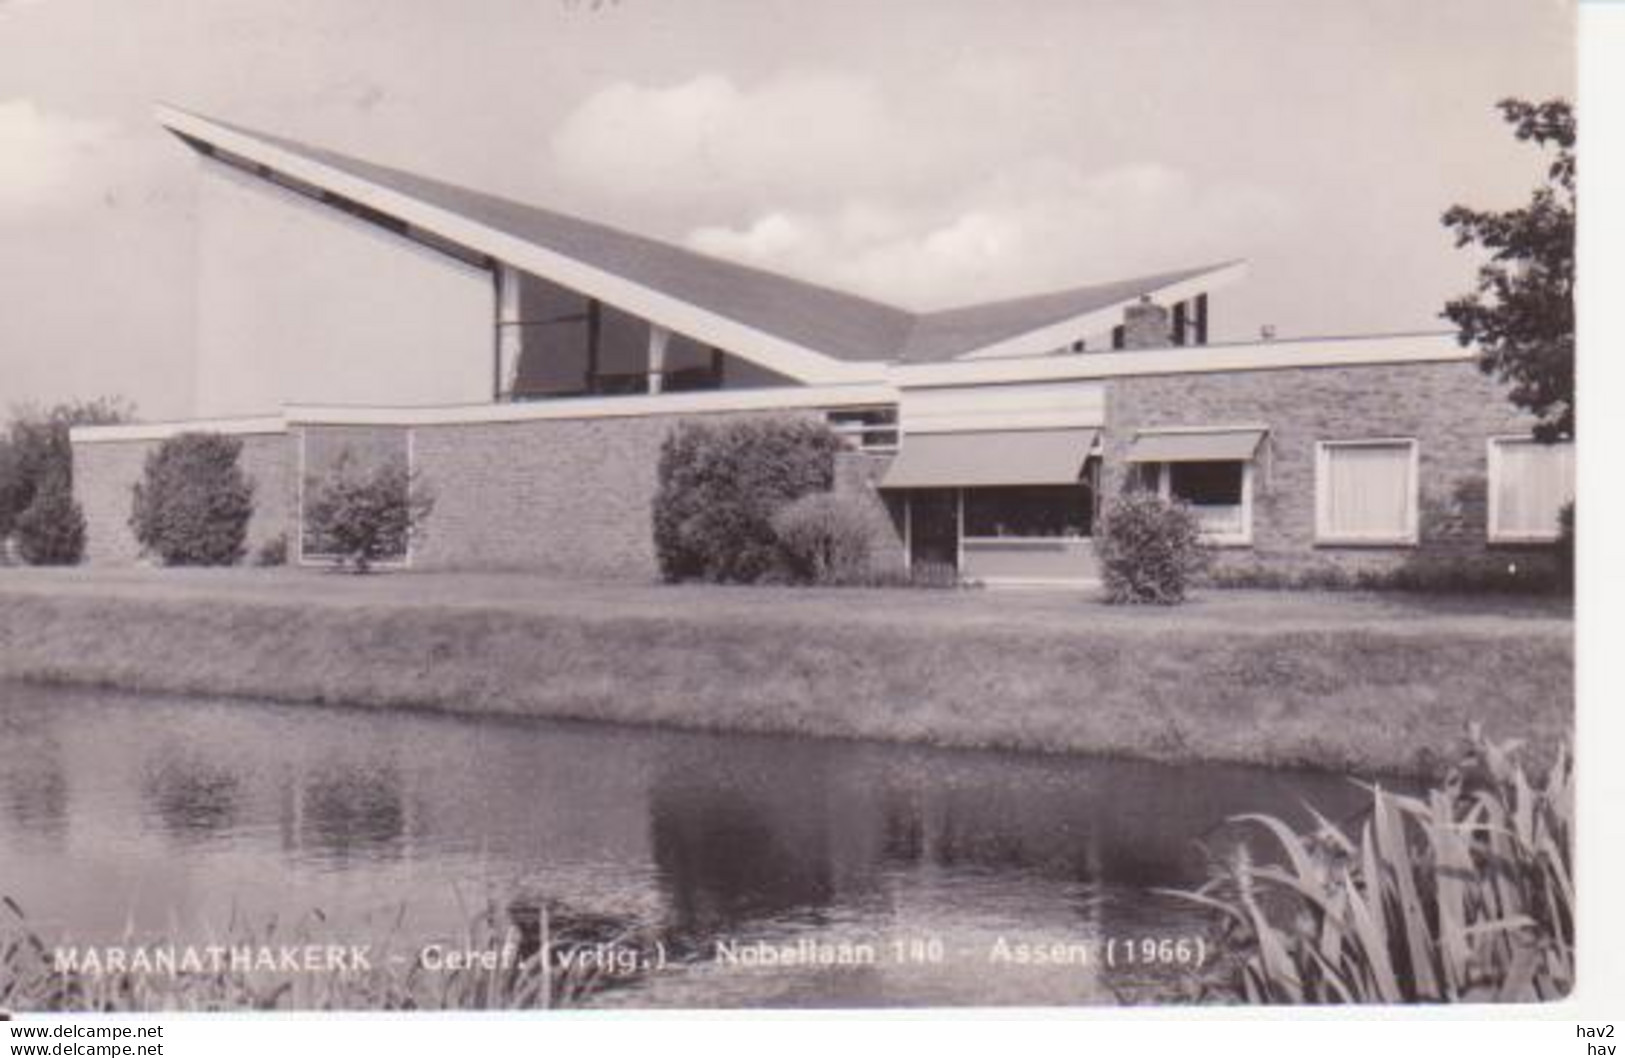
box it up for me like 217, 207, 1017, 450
0, 570, 1572, 777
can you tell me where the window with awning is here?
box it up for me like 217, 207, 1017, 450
1125, 427, 1266, 544
1124, 428, 1266, 464
879, 428, 1099, 489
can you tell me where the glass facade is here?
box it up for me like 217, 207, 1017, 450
501, 268, 792, 399
962, 485, 1094, 539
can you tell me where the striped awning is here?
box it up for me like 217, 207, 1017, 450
1125, 428, 1266, 463
880, 429, 1099, 488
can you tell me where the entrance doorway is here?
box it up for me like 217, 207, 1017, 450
909, 489, 959, 574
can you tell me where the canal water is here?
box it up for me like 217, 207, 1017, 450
0, 682, 1377, 1008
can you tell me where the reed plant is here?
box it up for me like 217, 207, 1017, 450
1172, 725, 1572, 1003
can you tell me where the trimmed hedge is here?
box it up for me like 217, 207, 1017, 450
653, 417, 843, 583
129, 433, 255, 566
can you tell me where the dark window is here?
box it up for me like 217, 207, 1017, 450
511, 273, 591, 397
1126, 463, 1161, 493
1168, 461, 1244, 507
963, 485, 1093, 538
826, 407, 899, 450
591, 304, 653, 391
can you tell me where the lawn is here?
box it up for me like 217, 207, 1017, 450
0, 567, 1573, 778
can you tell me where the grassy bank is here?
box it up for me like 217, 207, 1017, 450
0, 569, 1572, 777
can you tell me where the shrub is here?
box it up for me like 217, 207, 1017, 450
653, 418, 843, 583
304, 452, 435, 573
254, 533, 289, 568
0, 439, 20, 543
1361, 555, 1564, 595
771, 492, 879, 585
13, 471, 86, 565
1096, 491, 1209, 604
1173, 727, 1572, 1003
129, 433, 255, 566
1205, 556, 1566, 595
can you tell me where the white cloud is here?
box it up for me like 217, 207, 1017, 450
549, 71, 947, 214
690, 158, 1294, 308
0, 98, 114, 212
552, 72, 1293, 307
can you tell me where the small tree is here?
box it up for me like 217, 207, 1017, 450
1, 397, 133, 555
13, 470, 86, 566
652, 417, 843, 583
771, 492, 877, 585
1442, 98, 1574, 441
0, 440, 21, 544
130, 433, 256, 566
304, 452, 435, 573
1096, 491, 1209, 605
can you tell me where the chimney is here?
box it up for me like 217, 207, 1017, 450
1119, 296, 1171, 350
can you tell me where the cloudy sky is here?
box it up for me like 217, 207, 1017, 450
0, 0, 1575, 420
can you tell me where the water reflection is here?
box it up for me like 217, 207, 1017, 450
650, 766, 846, 936
0, 744, 68, 845
293, 763, 409, 865
141, 754, 243, 841
0, 682, 1381, 1006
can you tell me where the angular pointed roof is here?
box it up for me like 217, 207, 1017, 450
158, 105, 1244, 380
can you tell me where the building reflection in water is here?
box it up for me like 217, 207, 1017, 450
0, 733, 69, 846
643, 734, 1376, 946
139, 754, 243, 843
280, 762, 410, 866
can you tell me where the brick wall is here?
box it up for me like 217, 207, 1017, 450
74, 432, 295, 565
1101, 359, 1542, 572
68, 358, 1551, 579
407, 409, 828, 577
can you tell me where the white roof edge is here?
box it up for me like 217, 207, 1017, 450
283, 384, 900, 426
1132, 422, 1272, 436
893, 331, 1473, 388
71, 415, 288, 444
154, 106, 877, 387
954, 260, 1251, 362
72, 386, 903, 441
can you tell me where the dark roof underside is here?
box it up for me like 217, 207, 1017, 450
177, 113, 1232, 365
898, 264, 1227, 363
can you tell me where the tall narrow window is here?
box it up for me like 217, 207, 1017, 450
1488, 437, 1575, 542
1316, 439, 1419, 545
